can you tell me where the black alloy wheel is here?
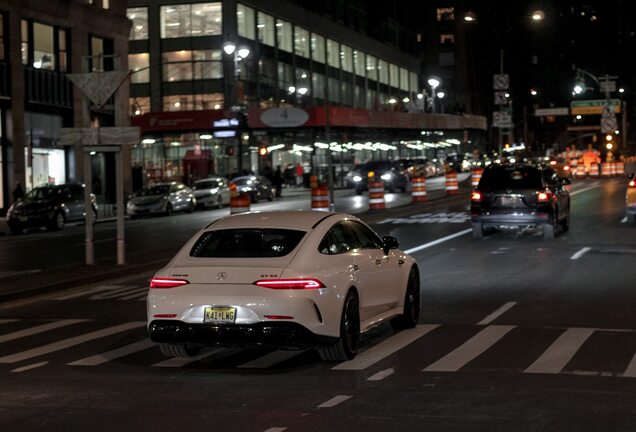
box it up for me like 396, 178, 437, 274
48, 211, 65, 231
318, 290, 360, 361
391, 270, 421, 330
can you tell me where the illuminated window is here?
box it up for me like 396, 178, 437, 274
129, 53, 149, 83
257, 12, 274, 46
294, 26, 310, 58
33, 22, 55, 70
237, 4, 255, 39
440, 34, 455, 45
326, 39, 339, 67
162, 93, 224, 111
311, 33, 325, 63
389, 63, 399, 88
378, 59, 388, 84
127, 7, 148, 40
400, 68, 409, 91
163, 50, 193, 81
276, 19, 292, 52
353, 50, 365, 77
366, 55, 377, 81
436, 7, 455, 21
193, 50, 222, 79
410, 72, 418, 93
130, 97, 150, 116
58, 29, 67, 72
340, 45, 352, 73
161, 3, 222, 38
21, 20, 28, 65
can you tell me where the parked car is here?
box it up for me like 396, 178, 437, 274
471, 164, 570, 239
351, 160, 409, 194
127, 182, 195, 218
626, 174, 636, 224
147, 211, 420, 361
6, 183, 97, 234
399, 158, 442, 178
193, 177, 231, 209
231, 176, 274, 203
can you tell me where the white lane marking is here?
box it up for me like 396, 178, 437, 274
263, 428, 287, 432
0, 269, 42, 280
622, 351, 636, 378
0, 319, 19, 325
317, 395, 352, 408
90, 286, 148, 300
0, 319, 88, 344
119, 288, 150, 301
423, 325, 515, 372
570, 184, 599, 196
621, 216, 628, 223
54, 285, 126, 301
524, 328, 595, 374
404, 229, 472, 255
238, 349, 307, 369
367, 368, 395, 381
11, 361, 48, 373
334, 324, 439, 370
570, 247, 591, 260
68, 339, 156, 366
0, 321, 145, 364
477, 302, 517, 325
151, 347, 226, 368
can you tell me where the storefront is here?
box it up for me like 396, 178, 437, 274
25, 112, 67, 190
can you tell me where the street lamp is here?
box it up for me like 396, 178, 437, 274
223, 41, 251, 174
428, 77, 441, 113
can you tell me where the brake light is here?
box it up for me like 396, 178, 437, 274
254, 278, 326, 289
471, 191, 482, 202
629, 180, 636, 188
537, 192, 551, 202
149, 278, 190, 289
563, 165, 570, 171
153, 314, 177, 318
549, 160, 557, 166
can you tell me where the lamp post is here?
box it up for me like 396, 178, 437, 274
427, 77, 441, 113
223, 42, 250, 173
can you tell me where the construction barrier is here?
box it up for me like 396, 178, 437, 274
411, 176, 427, 202
575, 165, 586, 179
368, 181, 386, 210
311, 185, 330, 211
445, 170, 459, 195
229, 183, 251, 214
601, 162, 611, 177
616, 161, 625, 176
471, 167, 483, 188
589, 164, 600, 178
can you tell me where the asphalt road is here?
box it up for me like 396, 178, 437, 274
1, 177, 636, 431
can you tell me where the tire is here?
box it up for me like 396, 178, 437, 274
472, 222, 484, 239
187, 200, 194, 213
318, 290, 360, 362
355, 188, 363, 195
387, 184, 396, 193
159, 343, 200, 358
165, 203, 172, 217
9, 224, 22, 235
216, 196, 223, 209
267, 193, 274, 201
47, 211, 65, 231
561, 211, 570, 232
543, 218, 556, 239
391, 269, 421, 330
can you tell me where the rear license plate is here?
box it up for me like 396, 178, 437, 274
499, 197, 519, 207
204, 306, 236, 324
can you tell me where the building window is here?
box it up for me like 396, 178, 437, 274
294, 26, 309, 58
193, 49, 222, 79
33, 22, 55, 70
90, 36, 104, 71
366, 55, 377, 81
276, 19, 292, 52
389, 64, 399, 88
237, 3, 255, 39
440, 34, 455, 45
127, 7, 148, 40
439, 52, 454, 66
130, 97, 150, 116
311, 33, 325, 63
312, 73, 325, 99
161, 3, 222, 38
296, 68, 310, 92
163, 93, 224, 111
354, 85, 365, 108
400, 68, 409, 91
0, 16, 5, 60
366, 89, 377, 109
129, 53, 150, 83
353, 50, 365, 77
277, 62, 293, 90
378, 59, 388, 85
21, 20, 28, 65
257, 12, 274, 46
328, 77, 340, 103
340, 45, 352, 73
410, 72, 418, 93
341, 81, 352, 106
163, 50, 193, 81
436, 7, 455, 21
326, 39, 339, 68
58, 29, 67, 72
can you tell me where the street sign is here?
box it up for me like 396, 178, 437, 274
534, 107, 569, 116
567, 125, 601, 132
493, 74, 509, 90
599, 80, 616, 93
493, 111, 512, 128
601, 116, 618, 133
67, 71, 130, 107
571, 99, 621, 115
494, 91, 509, 105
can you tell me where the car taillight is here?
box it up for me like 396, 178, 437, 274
471, 191, 482, 202
537, 192, 551, 202
563, 165, 570, 171
629, 180, 636, 188
254, 278, 326, 289
149, 278, 189, 289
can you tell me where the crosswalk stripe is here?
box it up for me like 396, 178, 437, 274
0, 321, 145, 364
423, 325, 515, 372
238, 349, 306, 368
0, 319, 19, 325
334, 324, 439, 371
367, 368, 395, 381
54, 285, 125, 301
525, 328, 596, 374
317, 395, 352, 408
477, 302, 517, 325
119, 288, 149, 301
68, 339, 156, 366
11, 361, 48, 373
90, 286, 147, 300
151, 347, 226, 368
622, 352, 636, 378
0, 319, 88, 344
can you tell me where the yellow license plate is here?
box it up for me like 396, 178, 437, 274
204, 307, 236, 324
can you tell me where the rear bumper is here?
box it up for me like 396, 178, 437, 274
472, 211, 552, 227
148, 319, 337, 349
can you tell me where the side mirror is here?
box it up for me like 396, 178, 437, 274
382, 235, 399, 255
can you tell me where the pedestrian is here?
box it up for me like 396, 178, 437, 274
295, 162, 304, 187
272, 166, 283, 197
13, 181, 24, 202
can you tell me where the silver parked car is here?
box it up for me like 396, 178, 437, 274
193, 177, 231, 209
127, 182, 195, 218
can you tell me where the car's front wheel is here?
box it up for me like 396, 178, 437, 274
391, 269, 420, 330
9, 223, 22, 235
47, 211, 65, 231
318, 290, 360, 361
472, 222, 484, 239
159, 343, 200, 358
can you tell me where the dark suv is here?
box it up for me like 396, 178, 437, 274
351, 160, 408, 194
471, 164, 570, 239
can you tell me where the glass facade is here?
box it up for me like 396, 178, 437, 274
276, 19, 292, 52
129, 53, 149, 83
163, 93, 223, 111
353, 50, 365, 77
311, 33, 325, 63
127, 7, 148, 40
294, 26, 310, 58
237, 3, 255, 39
340, 45, 352, 73
162, 50, 222, 81
326, 39, 339, 67
161, 3, 222, 38
257, 12, 275, 46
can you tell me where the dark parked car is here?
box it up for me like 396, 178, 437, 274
351, 160, 409, 194
471, 164, 570, 239
6, 183, 97, 234
231, 176, 274, 203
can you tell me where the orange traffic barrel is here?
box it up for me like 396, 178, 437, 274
601, 162, 611, 177
609, 162, 617, 177
368, 181, 386, 209
309, 175, 318, 189
445, 170, 458, 195
471, 167, 483, 188
575, 165, 586, 179
229, 183, 251, 214
311, 185, 330, 212
411, 176, 427, 202
589, 164, 600, 177
616, 161, 625, 175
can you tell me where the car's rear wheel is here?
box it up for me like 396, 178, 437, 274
187, 199, 194, 213
47, 211, 65, 231
165, 203, 172, 216
391, 269, 420, 330
159, 343, 200, 358
355, 188, 364, 195
560, 211, 570, 232
216, 195, 223, 209
472, 222, 484, 239
9, 224, 22, 235
318, 290, 360, 362
543, 213, 557, 239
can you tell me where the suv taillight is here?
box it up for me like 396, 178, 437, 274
537, 192, 552, 202
629, 180, 636, 188
471, 191, 482, 202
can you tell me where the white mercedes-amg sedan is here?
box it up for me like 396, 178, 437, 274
147, 211, 420, 361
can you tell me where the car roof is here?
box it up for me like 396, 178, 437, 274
207, 211, 349, 231
195, 177, 224, 182
147, 182, 179, 187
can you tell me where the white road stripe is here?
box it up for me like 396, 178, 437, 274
90, 286, 148, 300
263, 428, 287, 432
317, 395, 352, 408
570, 247, 591, 260
151, 347, 226, 368
524, 328, 595, 374
54, 285, 125, 301
477, 302, 517, 325
404, 229, 472, 254
0, 319, 88, 344
570, 184, 600, 196
11, 361, 48, 373
334, 324, 439, 370
119, 288, 150, 301
238, 349, 307, 368
0, 319, 19, 325
0, 321, 145, 364
68, 339, 156, 366
423, 325, 515, 372
367, 368, 395, 381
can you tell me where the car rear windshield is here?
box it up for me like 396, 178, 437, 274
363, 161, 393, 171
190, 229, 306, 258
138, 185, 170, 196
479, 167, 543, 190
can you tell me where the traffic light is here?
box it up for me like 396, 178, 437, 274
605, 134, 614, 150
